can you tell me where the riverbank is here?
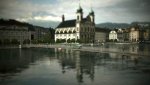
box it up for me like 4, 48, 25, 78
0, 44, 150, 57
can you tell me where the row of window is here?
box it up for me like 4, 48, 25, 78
55, 34, 76, 37
0, 31, 30, 35
55, 27, 95, 34
55, 30, 76, 34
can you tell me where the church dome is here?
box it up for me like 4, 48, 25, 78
89, 9, 94, 15
77, 6, 83, 13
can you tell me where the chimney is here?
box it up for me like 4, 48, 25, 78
62, 14, 65, 22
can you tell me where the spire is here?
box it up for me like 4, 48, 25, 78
88, 0, 95, 23
90, 0, 94, 15
79, 0, 81, 8
77, 0, 83, 13
90, 0, 92, 11
79, 0, 81, 7
89, 9, 94, 16
76, 0, 83, 21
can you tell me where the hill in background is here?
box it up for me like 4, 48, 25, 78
96, 22, 130, 29
96, 22, 150, 29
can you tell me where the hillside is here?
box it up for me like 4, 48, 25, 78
96, 22, 130, 29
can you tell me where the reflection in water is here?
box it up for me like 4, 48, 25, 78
103, 43, 150, 55
54, 48, 150, 84
0, 45, 150, 85
55, 49, 96, 83
0, 48, 55, 80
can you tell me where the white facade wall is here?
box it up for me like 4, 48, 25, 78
55, 23, 95, 43
55, 27, 78, 41
109, 31, 118, 40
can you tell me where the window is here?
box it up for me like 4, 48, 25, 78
31, 34, 34, 40
77, 16, 79, 20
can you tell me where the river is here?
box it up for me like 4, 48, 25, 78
0, 44, 150, 85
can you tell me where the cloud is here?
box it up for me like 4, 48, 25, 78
17, 15, 61, 22
34, 16, 61, 21
93, 0, 150, 23
0, 0, 150, 27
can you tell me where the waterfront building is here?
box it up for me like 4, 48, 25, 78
143, 28, 149, 41
34, 26, 48, 40
0, 19, 55, 45
0, 25, 31, 44
95, 27, 110, 43
144, 28, 150, 41
129, 27, 140, 42
109, 30, 118, 41
123, 28, 130, 42
55, 6, 95, 43
129, 23, 150, 42
140, 26, 150, 42
117, 28, 124, 42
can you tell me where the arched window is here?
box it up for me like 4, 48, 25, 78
60, 31, 63, 34
68, 30, 72, 33
64, 30, 67, 34
73, 30, 76, 33
55, 31, 59, 34
77, 16, 79, 20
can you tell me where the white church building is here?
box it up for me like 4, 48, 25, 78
109, 30, 118, 41
55, 5, 95, 43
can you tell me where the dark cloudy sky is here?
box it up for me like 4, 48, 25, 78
0, 0, 150, 28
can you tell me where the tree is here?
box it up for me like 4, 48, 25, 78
0, 40, 2, 45
76, 39, 84, 43
114, 39, 118, 42
124, 38, 129, 41
56, 39, 61, 43
11, 39, 19, 44
31, 40, 38, 44
70, 39, 75, 43
23, 39, 30, 44
41, 30, 55, 44
50, 39, 55, 43
3, 39, 11, 45
61, 39, 66, 43
67, 39, 71, 43
76, 39, 80, 43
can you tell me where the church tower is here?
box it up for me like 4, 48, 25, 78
89, 9, 95, 23
76, 5, 83, 22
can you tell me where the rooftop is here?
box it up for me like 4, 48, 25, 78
56, 19, 76, 28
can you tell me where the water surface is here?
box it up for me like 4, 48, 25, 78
0, 46, 150, 85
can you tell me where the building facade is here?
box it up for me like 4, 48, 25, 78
0, 25, 31, 44
117, 29, 124, 42
109, 30, 118, 41
0, 19, 55, 45
144, 28, 150, 41
123, 28, 130, 42
95, 28, 110, 43
55, 6, 95, 43
129, 27, 140, 42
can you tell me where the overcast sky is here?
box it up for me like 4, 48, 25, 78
0, 0, 150, 28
